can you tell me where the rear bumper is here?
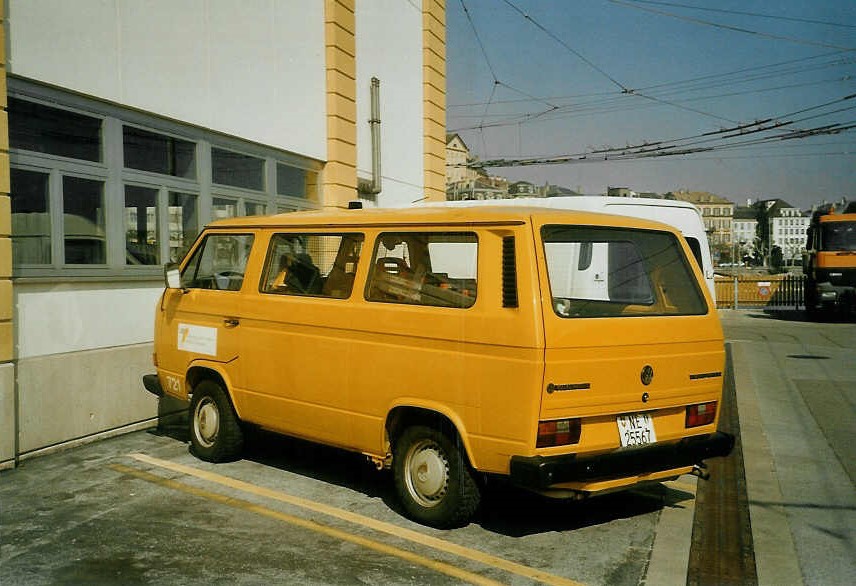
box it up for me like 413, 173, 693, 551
509, 431, 735, 490
143, 374, 164, 397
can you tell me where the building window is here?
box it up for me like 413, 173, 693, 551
124, 185, 160, 265
8, 81, 319, 278
123, 126, 195, 179
168, 192, 199, 263
212, 148, 264, 191
63, 176, 106, 265
9, 97, 102, 162
10, 168, 51, 265
277, 163, 308, 198
245, 201, 268, 216
212, 197, 239, 220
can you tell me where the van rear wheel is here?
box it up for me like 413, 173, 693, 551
189, 380, 243, 463
393, 425, 480, 528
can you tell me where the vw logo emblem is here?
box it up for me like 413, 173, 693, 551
641, 365, 654, 386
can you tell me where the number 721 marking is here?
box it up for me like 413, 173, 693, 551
165, 375, 182, 394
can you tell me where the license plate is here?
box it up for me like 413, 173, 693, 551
617, 412, 657, 447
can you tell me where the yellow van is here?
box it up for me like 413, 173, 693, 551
143, 206, 733, 527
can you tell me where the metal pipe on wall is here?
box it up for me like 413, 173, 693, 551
358, 77, 382, 196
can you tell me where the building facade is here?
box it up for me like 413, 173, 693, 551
732, 205, 758, 262
766, 200, 809, 264
672, 190, 734, 247
1, 0, 447, 468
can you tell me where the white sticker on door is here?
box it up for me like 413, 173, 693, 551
177, 323, 218, 356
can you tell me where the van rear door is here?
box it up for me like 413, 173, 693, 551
536, 222, 724, 451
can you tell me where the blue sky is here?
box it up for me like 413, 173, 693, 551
446, 0, 856, 209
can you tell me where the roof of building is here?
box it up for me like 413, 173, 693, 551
759, 198, 807, 217
733, 206, 757, 220
672, 190, 733, 205
445, 133, 468, 150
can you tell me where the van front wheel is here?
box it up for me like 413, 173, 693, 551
189, 380, 243, 463
393, 425, 480, 528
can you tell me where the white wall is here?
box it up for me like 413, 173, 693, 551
6, 0, 327, 161
15, 282, 163, 359
356, 0, 425, 207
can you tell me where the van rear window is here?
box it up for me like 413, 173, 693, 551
541, 226, 707, 318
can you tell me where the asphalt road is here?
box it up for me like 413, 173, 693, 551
1, 309, 853, 585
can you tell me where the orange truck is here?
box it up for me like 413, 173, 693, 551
804, 200, 856, 318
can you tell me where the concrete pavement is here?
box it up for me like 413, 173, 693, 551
720, 309, 856, 586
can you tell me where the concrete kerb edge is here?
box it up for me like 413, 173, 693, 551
729, 340, 803, 586
14, 419, 158, 464
643, 474, 698, 586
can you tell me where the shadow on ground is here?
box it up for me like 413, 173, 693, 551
149, 401, 695, 537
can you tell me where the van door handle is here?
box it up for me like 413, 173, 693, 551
223, 317, 240, 328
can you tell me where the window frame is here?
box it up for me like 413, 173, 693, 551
8, 77, 322, 280
259, 232, 365, 299
541, 225, 708, 319
364, 231, 480, 309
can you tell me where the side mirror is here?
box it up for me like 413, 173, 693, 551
164, 263, 183, 290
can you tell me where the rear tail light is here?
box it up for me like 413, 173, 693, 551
536, 418, 581, 448
152, 352, 158, 367
685, 401, 717, 428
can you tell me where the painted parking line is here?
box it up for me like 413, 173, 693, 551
112, 463, 502, 586
128, 453, 586, 586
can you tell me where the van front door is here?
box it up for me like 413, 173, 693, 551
157, 232, 255, 399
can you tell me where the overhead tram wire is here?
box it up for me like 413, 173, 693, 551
449, 56, 856, 133
460, 0, 826, 133
500, 0, 629, 93
456, 93, 856, 169
458, 0, 560, 150
450, 2, 854, 132
608, 0, 856, 52
618, 0, 856, 30
448, 50, 852, 109
450, 77, 854, 133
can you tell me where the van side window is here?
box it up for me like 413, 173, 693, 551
367, 232, 477, 308
542, 226, 706, 318
684, 237, 704, 271
261, 233, 364, 298
181, 233, 254, 291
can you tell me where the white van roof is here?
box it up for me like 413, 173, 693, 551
424, 195, 716, 302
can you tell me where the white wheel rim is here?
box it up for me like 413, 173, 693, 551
194, 397, 220, 448
404, 439, 449, 508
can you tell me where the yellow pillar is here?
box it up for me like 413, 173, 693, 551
422, 0, 447, 202
323, 0, 358, 209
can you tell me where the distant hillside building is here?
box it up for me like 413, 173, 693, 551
508, 181, 540, 197
761, 199, 810, 263
672, 190, 734, 246
732, 204, 758, 259
445, 133, 479, 185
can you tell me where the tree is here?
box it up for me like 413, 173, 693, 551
770, 245, 784, 273
753, 201, 771, 265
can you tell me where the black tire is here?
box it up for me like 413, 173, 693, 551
392, 425, 481, 528
189, 380, 244, 463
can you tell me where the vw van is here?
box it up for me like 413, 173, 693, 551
143, 206, 733, 527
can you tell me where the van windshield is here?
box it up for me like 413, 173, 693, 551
542, 225, 707, 318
